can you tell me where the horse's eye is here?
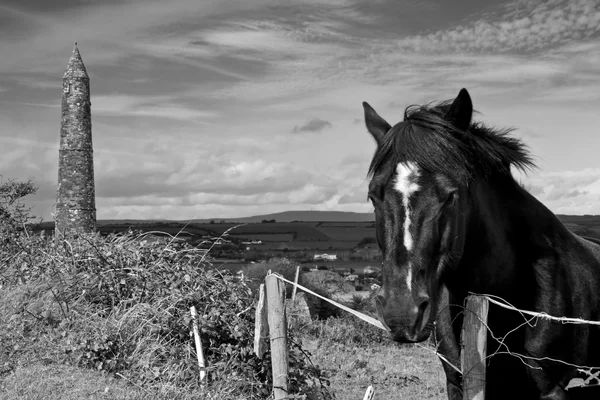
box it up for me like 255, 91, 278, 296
368, 186, 384, 205
444, 192, 457, 206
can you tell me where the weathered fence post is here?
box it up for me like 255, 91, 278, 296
362, 385, 375, 400
265, 274, 289, 399
461, 295, 489, 400
253, 283, 269, 358
291, 265, 300, 301
190, 306, 206, 384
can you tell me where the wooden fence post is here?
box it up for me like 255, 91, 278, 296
362, 385, 375, 400
254, 283, 269, 358
291, 265, 300, 301
461, 295, 489, 400
265, 274, 289, 399
190, 306, 206, 384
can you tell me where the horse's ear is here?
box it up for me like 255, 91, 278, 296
446, 88, 472, 131
363, 102, 391, 146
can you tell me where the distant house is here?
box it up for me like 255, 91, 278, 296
314, 253, 337, 261
241, 240, 263, 245
345, 274, 359, 282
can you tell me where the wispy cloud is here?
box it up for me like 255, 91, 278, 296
92, 94, 218, 122
395, 0, 600, 54
292, 117, 333, 133
521, 169, 600, 214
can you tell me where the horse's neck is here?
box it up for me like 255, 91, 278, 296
454, 177, 567, 298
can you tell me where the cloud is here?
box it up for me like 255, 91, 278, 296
394, 0, 600, 54
92, 94, 218, 122
338, 189, 367, 205
520, 168, 600, 214
292, 117, 332, 133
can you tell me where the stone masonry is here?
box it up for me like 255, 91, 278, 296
55, 43, 96, 236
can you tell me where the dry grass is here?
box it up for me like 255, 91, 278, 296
294, 312, 449, 400
303, 339, 447, 400
0, 364, 151, 400
0, 363, 249, 400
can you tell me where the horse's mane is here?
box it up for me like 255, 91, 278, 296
367, 100, 536, 185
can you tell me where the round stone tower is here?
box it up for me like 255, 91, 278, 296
55, 43, 96, 237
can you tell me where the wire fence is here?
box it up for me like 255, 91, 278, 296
456, 293, 600, 393
267, 274, 600, 395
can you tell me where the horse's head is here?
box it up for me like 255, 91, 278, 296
364, 89, 475, 343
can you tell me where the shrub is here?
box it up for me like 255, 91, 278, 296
299, 271, 354, 320
299, 314, 387, 346
295, 292, 384, 346
243, 250, 259, 262
0, 224, 332, 399
242, 257, 299, 298
347, 294, 376, 314
0, 176, 37, 228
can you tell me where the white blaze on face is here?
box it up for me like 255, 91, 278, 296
394, 162, 420, 252
406, 263, 413, 292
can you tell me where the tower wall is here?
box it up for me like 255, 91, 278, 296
55, 44, 96, 236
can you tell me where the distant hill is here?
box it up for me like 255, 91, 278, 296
31, 211, 375, 231
194, 210, 375, 223
32, 212, 600, 229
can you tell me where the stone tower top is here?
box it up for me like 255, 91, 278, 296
63, 42, 89, 80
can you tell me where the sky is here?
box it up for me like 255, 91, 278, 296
1, 0, 600, 221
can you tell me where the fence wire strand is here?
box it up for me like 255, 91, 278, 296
265, 275, 600, 386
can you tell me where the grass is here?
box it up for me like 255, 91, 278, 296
0, 296, 448, 400
290, 312, 448, 400
0, 363, 257, 399
1, 364, 153, 400
304, 339, 446, 400
0, 327, 448, 400
288, 303, 448, 400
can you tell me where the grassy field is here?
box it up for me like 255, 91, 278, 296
0, 322, 447, 400
304, 339, 446, 400
289, 311, 447, 400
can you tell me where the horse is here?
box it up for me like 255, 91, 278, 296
362, 88, 600, 400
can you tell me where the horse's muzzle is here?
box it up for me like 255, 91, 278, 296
375, 294, 432, 343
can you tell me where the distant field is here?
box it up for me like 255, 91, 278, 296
215, 259, 380, 273
316, 226, 375, 241
31, 215, 600, 252
317, 221, 375, 228
281, 240, 357, 250
235, 233, 295, 242
194, 223, 332, 241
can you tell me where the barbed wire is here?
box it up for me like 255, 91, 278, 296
472, 293, 600, 326
266, 275, 600, 389
460, 294, 600, 390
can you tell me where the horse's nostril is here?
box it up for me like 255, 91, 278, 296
418, 299, 430, 314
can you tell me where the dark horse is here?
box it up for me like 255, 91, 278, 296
363, 88, 600, 400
